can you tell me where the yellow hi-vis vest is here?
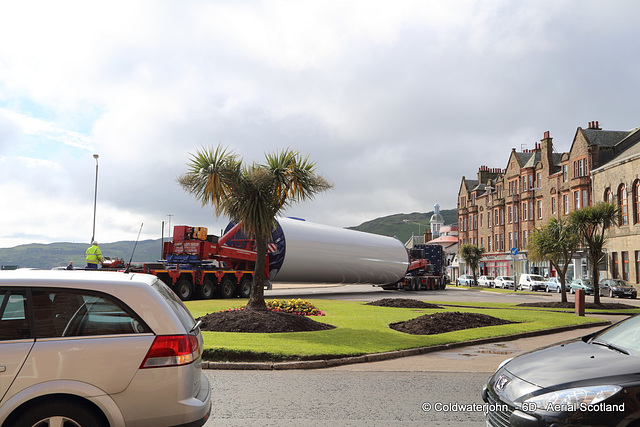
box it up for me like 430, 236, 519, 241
85, 245, 103, 264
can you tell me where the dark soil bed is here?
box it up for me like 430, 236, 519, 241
197, 310, 335, 333
516, 301, 638, 310
390, 311, 516, 335
366, 298, 442, 309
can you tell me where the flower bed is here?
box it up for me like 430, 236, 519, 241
223, 298, 326, 316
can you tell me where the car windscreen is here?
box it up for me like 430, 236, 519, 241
593, 315, 640, 354
151, 279, 196, 332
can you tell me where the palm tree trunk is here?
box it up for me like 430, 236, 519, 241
592, 255, 601, 305
246, 236, 268, 311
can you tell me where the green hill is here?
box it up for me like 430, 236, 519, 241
348, 209, 457, 243
0, 209, 457, 270
0, 239, 164, 270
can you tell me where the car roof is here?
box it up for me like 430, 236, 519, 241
0, 269, 155, 288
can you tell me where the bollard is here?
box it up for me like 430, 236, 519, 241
575, 288, 585, 316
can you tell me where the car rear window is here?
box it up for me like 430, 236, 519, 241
31, 289, 152, 338
151, 279, 196, 332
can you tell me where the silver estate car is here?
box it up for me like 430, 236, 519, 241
0, 270, 211, 427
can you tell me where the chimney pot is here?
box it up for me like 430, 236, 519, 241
596, 121, 599, 129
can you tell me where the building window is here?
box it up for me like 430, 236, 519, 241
529, 201, 533, 220
605, 187, 613, 203
578, 159, 585, 177
619, 184, 628, 225
537, 200, 542, 219
514, 204, 518, 223
564, 194, 569, 214
582, 189, 588, 208
563, 165, 568, 182
500, 208, 504, 225
612, 252, 619, 279
574, 191, 580, 210
536, 172, 541, 186
552, 197, 556, 214
636, 251, 640, 284
508, 206, 512, 223
522, 202, 527, 221
622, 252, 630, 282
523, 230, 528, 247
634, 180, 640, 225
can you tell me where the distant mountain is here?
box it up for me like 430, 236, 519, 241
348, 209, 457, 243
0, 239, 164, 270
0, 209, 458, 270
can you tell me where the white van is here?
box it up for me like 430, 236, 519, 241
518, 274, 546, 291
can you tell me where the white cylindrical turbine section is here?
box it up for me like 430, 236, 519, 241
271, 217, 408, 285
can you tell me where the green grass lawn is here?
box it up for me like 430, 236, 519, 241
185, 299, 609, 361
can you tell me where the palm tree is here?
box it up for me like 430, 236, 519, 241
177, 145, 332, 311
459, 244, 485, 287
527, 218, 580, 303
569, 202, 621, 305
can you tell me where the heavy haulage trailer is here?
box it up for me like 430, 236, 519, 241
115, 217, 446, 300
379, 244, 448, 291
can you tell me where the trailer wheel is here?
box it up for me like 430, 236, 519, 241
175, 278, 193, 301
237, 277, 252, 298
199, 278, 216, 299
219, 277, 235, 299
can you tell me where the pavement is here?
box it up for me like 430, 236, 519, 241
203, 313, 622, 372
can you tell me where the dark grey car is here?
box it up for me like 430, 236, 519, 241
599, 279, 638, 299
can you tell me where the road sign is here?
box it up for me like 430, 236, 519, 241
510, 247, 518, 256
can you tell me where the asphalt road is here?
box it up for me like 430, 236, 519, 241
202, 283, 635, 426
205, 370, 490, 426
265, 282, 640, 306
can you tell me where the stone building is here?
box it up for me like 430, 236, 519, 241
591, 127, 640, 285
458, 121, 637, 281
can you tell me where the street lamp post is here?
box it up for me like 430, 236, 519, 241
91, 154, 99, 243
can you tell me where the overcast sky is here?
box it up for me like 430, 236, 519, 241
1, 0, 639, 248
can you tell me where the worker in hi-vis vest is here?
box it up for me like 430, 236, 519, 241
85, 241, 103, 269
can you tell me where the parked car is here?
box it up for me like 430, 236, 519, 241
569, 278, 594, 295
484, 314, 640, 426
0, 270, 211, 427
494, 276, 515, 289
518, 274, 546, 291
544, 276, 564, 293
477, 275, 496, 288
457, 274, 476, 286
599, 279, 638, 299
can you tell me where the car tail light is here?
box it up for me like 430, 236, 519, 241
140, 334, 200, 368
